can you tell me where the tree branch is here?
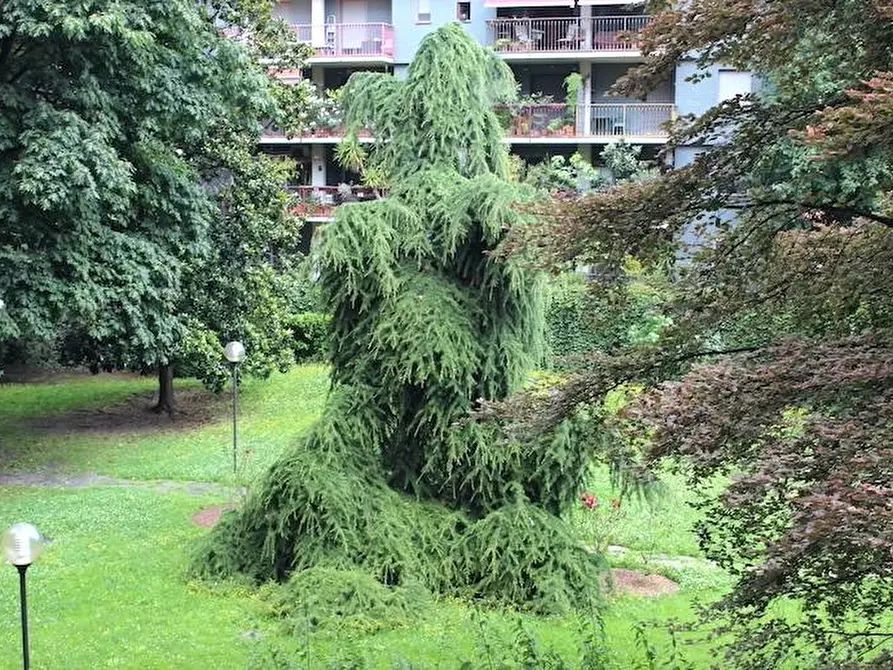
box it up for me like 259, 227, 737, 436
728, 199, 893, 228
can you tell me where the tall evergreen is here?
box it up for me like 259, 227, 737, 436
196, 24, 601, 613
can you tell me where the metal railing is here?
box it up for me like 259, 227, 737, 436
499, 103, 674, 138
588, 103, 674, 137
293, 23, 394, 59
487, 16, 651, 54
289, 185, 384, 219
264, 103, 674, 142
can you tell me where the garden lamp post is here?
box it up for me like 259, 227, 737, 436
3, 523, 49, 670
224, 341, 246, 475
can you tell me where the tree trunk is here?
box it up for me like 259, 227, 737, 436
152, 363, 175, 415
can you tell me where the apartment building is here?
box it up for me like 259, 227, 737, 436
264, 0, 752, 222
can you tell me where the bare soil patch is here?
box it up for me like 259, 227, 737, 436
20, 387, 229, 435
192, 504, 236, 528
606, 568, 680, 598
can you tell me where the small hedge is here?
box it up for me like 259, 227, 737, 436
287, 312, 330, 363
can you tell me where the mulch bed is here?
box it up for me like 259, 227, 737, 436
606, 568, 680, 598
192, 504, 236, 528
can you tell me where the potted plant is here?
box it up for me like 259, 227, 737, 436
514, 115, 530, 135
546, 117, 566, 136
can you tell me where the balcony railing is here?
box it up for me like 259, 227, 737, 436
293, 23, 394, 60
498, 103, 675, 138
487, 16, 651, 54
588, 104, 674, 137
289, 185, 384, 220
263, 103, 673, 143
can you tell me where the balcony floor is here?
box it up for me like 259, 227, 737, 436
262, 135, 668, 146
307, 55, 394, 66
496, 50, 644, 63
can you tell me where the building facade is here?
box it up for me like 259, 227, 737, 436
266, 0, 752, 221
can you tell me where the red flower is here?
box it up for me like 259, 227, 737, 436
580, 493, 599, 509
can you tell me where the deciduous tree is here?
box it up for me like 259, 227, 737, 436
0, 0, 313, 410
499, 1, 893, 665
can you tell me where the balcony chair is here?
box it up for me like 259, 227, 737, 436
557, 22, 583, 50
514, 24, 533, 49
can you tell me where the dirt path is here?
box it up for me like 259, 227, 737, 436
0, 471, 244, 497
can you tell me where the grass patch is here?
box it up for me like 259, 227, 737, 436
0, 367, 329, 484
0, 374, 157, 422
0, 368, 727, 668
0, 486, 261, 669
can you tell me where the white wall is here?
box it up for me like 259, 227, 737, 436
274, 0, 312, 24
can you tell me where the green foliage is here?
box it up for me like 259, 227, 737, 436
264, 567, 432, 635
0, 0, 278, 363
340, 24, 517, 183
176, 144, 306, 392
287, 312, 331, 363
601, 143, 657, 185
521, 143, 653, 196
564, 72, 584, 120
544, 263, 672, 369
524, 154, 605, 193
197, 24, 601, 615
459, 498, 606, 614
545, 273, 603, 361
0, 1, 315, 403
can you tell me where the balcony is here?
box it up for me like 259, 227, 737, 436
261, 103, 674, 145
498, 103, 675, 143
487, 16, 651, 59
293, 23, 394, 63
289, 185, 384, 221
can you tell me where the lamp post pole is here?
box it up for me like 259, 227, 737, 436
231, 362, 239, 475
17, 565, 29, 670
3, 523, 49, 670
223, 341, 247, 478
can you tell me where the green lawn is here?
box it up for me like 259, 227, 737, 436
0, 368, 727, 669
0, 367, 329, 484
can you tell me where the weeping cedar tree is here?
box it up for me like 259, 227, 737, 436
499, 0, 893, 666
195, 24, 605, 614
0, 0, 313, 411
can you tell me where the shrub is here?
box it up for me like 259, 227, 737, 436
287, 312, 330, 363
457, 497, 605, 615
265, 567, 432, 635
545, 264, 672, 370
195, 24, 603, 621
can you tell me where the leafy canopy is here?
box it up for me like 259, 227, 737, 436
0, 0, 314, 397
500, 0, 893, 666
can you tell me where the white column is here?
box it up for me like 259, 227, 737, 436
311, 66, 324, 89
579, 4, 592, 50
580, 61, 592, 136
311, 0, 326, 47
311, 145, 327, 187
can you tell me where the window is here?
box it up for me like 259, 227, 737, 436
416, 0, 431, 23
456, 2, 471, 21
717, 69, 752, 102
